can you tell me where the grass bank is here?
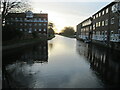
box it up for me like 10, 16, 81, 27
3, 37, 47, 51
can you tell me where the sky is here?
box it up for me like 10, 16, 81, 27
29, 0, 113, 33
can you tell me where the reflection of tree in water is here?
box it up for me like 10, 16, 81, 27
76, 41, 120, 88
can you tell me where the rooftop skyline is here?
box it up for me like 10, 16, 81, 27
30, 0, 113, 33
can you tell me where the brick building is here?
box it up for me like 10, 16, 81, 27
77, 1, 120, 43
76, 17, 92, 41
5, 11, 48, 38
92, 2, 120, 42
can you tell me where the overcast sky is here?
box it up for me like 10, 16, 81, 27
30, 0, 113, 33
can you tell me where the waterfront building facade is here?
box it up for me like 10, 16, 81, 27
5, 11, 48, 37
77, 1, 120, 44
92, 2, 120, 43
76, 17, 92, 41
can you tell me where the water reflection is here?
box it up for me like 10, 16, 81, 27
3, 41, 48, 65
3, 41, 48, 88
76, 40, 120, 88
48, 42, 54, 52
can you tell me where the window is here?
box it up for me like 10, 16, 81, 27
44, 18, 46, 21
111, 31, 114, 34
11, 18, 13, 20
44, 29, 46, 31
39, 29, 41, 31
106, 8, 108, 13
99, 12, 101, 17
96, 14, 98, 18
93, 16, 95, 19
39, 23, 41, 26
102, 10, 104, 15
24, 29, 27, 31
44, 24, 46, 26
90, 26, 92, 30
29, 23, 32, 26
34, 29, 37, 31
26, 11, 33, 18
20, 18, 22, 21
111, 17, 114, 24
34, 23, 37, 26
96, 22, 99, 27
29, 28, 32, 33
15, 18, 18, 20
102, 21, 105, 26
98, 22, 101, 27
20, 29, 23, 31
112, 3, 118, 13
105, 19, 108, 26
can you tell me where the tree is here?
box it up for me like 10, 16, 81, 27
48, 22, 55, 37
48, 22, 54, 29
1, 0, 32, 25
61, 26, 75, 36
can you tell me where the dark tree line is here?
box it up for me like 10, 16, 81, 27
61, 26, 75, 36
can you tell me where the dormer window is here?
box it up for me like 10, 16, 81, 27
26, 11, 33, 18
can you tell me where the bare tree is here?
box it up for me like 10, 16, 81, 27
1, 0, 32, 25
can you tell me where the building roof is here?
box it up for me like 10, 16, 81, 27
6, 12, 48, 18
92, 2, 116, 16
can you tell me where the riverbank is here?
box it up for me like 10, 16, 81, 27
2, 35, 56, 51
60, 34, 76, 38
76, 38, 120, 52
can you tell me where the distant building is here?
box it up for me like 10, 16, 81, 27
76, 17, 92, 41
5, 11, 48, 37
77, 1, 120, 43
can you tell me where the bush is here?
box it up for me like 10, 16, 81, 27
2, 25, 24, 41
48, 28, 55, 37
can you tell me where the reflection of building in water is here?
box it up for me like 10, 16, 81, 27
3, 42, 48, 88
76, 41, 120, 87
21, 41, 48, 64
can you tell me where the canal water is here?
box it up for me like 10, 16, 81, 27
3, 35, 120, 88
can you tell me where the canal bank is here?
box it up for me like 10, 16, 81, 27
2, 35, 55, 51
76, 37, 120, 52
